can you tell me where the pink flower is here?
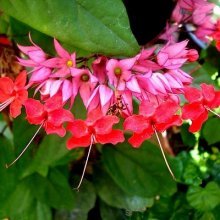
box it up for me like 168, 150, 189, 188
45, 39, 76, 77
17, 35, 52, 84
133, 48, 160, 73
71, 68, 98, 107
157, 41, 196, 69
106, 57, 137, 91
17, 35, 47, 66
39, 78, 73, 103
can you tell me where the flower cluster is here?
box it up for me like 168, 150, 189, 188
0, 34, 218, 150
1, 0, 220, 184
160, 0, 219, 49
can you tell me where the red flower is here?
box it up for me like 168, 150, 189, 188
124, 100, 182, 148
66, 111, 124, 149
182, 83, 220, 132
0, 70, 28, 118
24, 95, 74, 137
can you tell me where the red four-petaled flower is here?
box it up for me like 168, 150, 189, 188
124, 100, 182, 148
66, 110, 124, 149
24, 95, 74, 137
182, 83, 220, 132
0, 70, 28, 118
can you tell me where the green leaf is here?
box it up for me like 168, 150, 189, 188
0, 0, 139, 56
0, 136, 18, 212
180, 123, 196, 148
202, 117, 220, 145
187, 181, 220, 211
100, 201, 125, 220
102, 142, 178, 197
1, 178, 34, 218
22, 134, 82, 177
29, 169, 75, 210
94, 166, 154, 211
54, 180, 96, 220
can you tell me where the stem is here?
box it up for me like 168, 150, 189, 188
5, 122, 44, 168
74, 135, 94, 191
153, 127, 176, 180
206, 107, 220, 118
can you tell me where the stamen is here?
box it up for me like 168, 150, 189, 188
205, 106, 220, 118
66, 60, 73, 67
153, 126, 176, 180
74, 135, 94, 191
5, 122, 44, 168
0, 97, 14, 112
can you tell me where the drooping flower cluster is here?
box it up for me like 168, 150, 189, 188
0, 33, 219, 152
1, 0, 220, 186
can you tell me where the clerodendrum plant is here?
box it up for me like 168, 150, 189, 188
1, 0, 220, 192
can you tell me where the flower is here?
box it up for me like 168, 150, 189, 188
66, 110, 124, 149
71, 68, 98, 107
182, 83, 220, 132
157, 41, 198, 69
0, 70, 28, 118
106, 57, 138, 92
24, 95, 74, 136
45, 39, 76, 77
124, 100, 182, 148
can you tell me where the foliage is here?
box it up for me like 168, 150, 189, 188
0, 0, 220, 219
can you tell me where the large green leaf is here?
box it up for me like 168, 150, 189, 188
0, 177, 52, 219
187, 181, 220, 211
0, 0, 139, 56
54, 180, 96, 220
202, 117, 220, 145
102, 142, 178, 197
100, 201, 125, 220
21, 134, 82, 177
94, 167, 154, 211
29, 169, 75, 210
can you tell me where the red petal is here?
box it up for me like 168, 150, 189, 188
128, 129, 153, 148
184, 87, 202, 103
124, 115, 150, 133
44, 123, 66, 137
10, 99, 22, 118
155, 115, 182, 132
87, 107, 104, 122
189, 111, 208, 133
208, 91, 220, 109
24, 99, 44, 117
0, 77, 14, 101
94, 115, 119, 135
96, 129, 124, 145
67, 135, 91, 149
44, 94, 63, 112
17, 90, 28, 103
67, 120, 89, 137
201, 83, 215, 103
139, 100, 155, 116
15, 70, 27, 88
182, 102, 205, 120
48, 109, 74, 126
154, 100, 179, 122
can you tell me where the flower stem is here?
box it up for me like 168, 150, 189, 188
74, 135, 94, 191
5, 122, 44, 168
153, 127, 176, 180
206, 107, 220, 118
